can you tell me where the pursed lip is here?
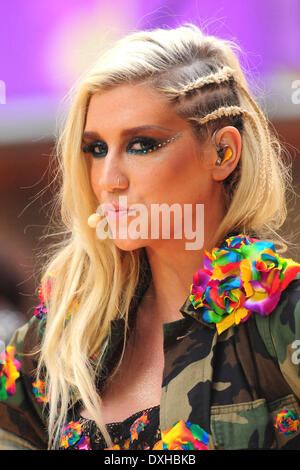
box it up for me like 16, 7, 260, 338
102, 203, 130, 212
101, 203, 136, 217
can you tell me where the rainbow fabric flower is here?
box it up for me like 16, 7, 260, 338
152, 420, 209, 450
130, 412, 149, 443
38, 272, 55, 304
76, 435, 91, 450
107, 444, 121, 450
0, 346, 21, 400
59, 420, 92, 450
105, 416, 209, 450
33, 302, 47, 320
105, 439, 130, 450
190, 234, 300, 334
33, 273, 55, 320
274, 409, 300, 436
34, 273, 79, 323
60, 420, 82, 449
32, 379, 49, 403
105, 413, 150, 450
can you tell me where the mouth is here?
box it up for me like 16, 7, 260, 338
105, 209, 134, 220
102, 204, 135, 220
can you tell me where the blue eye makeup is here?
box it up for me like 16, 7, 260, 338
81, 132, 182, 158
82, 141, 108, 158
126, 136, 161, 155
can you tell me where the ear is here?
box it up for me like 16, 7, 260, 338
211, 126, 242, 182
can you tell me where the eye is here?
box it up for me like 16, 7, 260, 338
82, 141, 108, 158
126, 137, 161, 155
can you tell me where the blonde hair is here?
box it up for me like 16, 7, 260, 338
35, 24, 295, 448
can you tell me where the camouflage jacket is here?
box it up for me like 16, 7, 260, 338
1, 244, 300, 450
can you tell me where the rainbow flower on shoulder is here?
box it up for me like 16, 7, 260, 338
190, 234, 300, 335
0, 346, 21, 400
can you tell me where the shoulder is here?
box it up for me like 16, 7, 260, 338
268, 272, 300, 365
0, 280, 50, 449
269, 271, 300, 331
189, 234, 300, 335
4, 273, 51, 396
0, 314, 45, 402
252, 271, 300, 398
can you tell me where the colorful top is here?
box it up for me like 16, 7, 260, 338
1, 233, 300, 450
59, 406, 161, 450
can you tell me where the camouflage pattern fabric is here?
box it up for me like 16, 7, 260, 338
1, 269, 300, 450
161, 271, 300, 449
0, 315, 48, 449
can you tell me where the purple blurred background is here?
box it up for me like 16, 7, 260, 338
1, 0, 300, 142
0, 0, 299, 331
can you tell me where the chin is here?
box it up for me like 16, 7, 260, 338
96, 214, 156, 251
110, 237, 148, 252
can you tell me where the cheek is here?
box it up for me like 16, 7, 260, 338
163, 149, 202, 179
147, 153, 207, 198
88, 160, 102, 198
90, 168, 98, 193
147, 154, 186, 186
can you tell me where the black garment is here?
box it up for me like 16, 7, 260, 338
61, 405, 161, 450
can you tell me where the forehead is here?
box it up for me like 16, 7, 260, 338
84, 83, 187, 132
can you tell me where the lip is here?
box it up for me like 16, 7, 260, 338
104, 208, 134, 220
102, 202, 136, 220
102, 202, 130, 212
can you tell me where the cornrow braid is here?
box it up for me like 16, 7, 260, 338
233, 80, 274, 198
190, 66, 273, 207
187, 105, 244, 125
177, 65, 236, 98
176, 63, 270, 144
171, 64, 274, 200
239, 111, 268, 219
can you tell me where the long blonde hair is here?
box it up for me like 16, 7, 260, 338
35, 23, 295, 448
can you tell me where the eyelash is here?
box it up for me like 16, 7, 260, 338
81, 136, 162, 158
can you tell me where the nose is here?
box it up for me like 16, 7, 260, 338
93, 152, 128, 194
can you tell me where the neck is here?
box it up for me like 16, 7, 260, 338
140, 207, 225, 326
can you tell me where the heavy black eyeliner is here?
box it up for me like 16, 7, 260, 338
126, 136, 160, 154
82, 141, 108, 158
82, 136, 160, 158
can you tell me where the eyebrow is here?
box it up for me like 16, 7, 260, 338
82, 125, 173, 141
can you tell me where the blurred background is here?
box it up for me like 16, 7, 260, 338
0, 0, 299, 335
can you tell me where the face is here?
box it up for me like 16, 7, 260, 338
82, 83, 220, 251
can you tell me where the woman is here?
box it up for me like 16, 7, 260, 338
1, 24, 300, 451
